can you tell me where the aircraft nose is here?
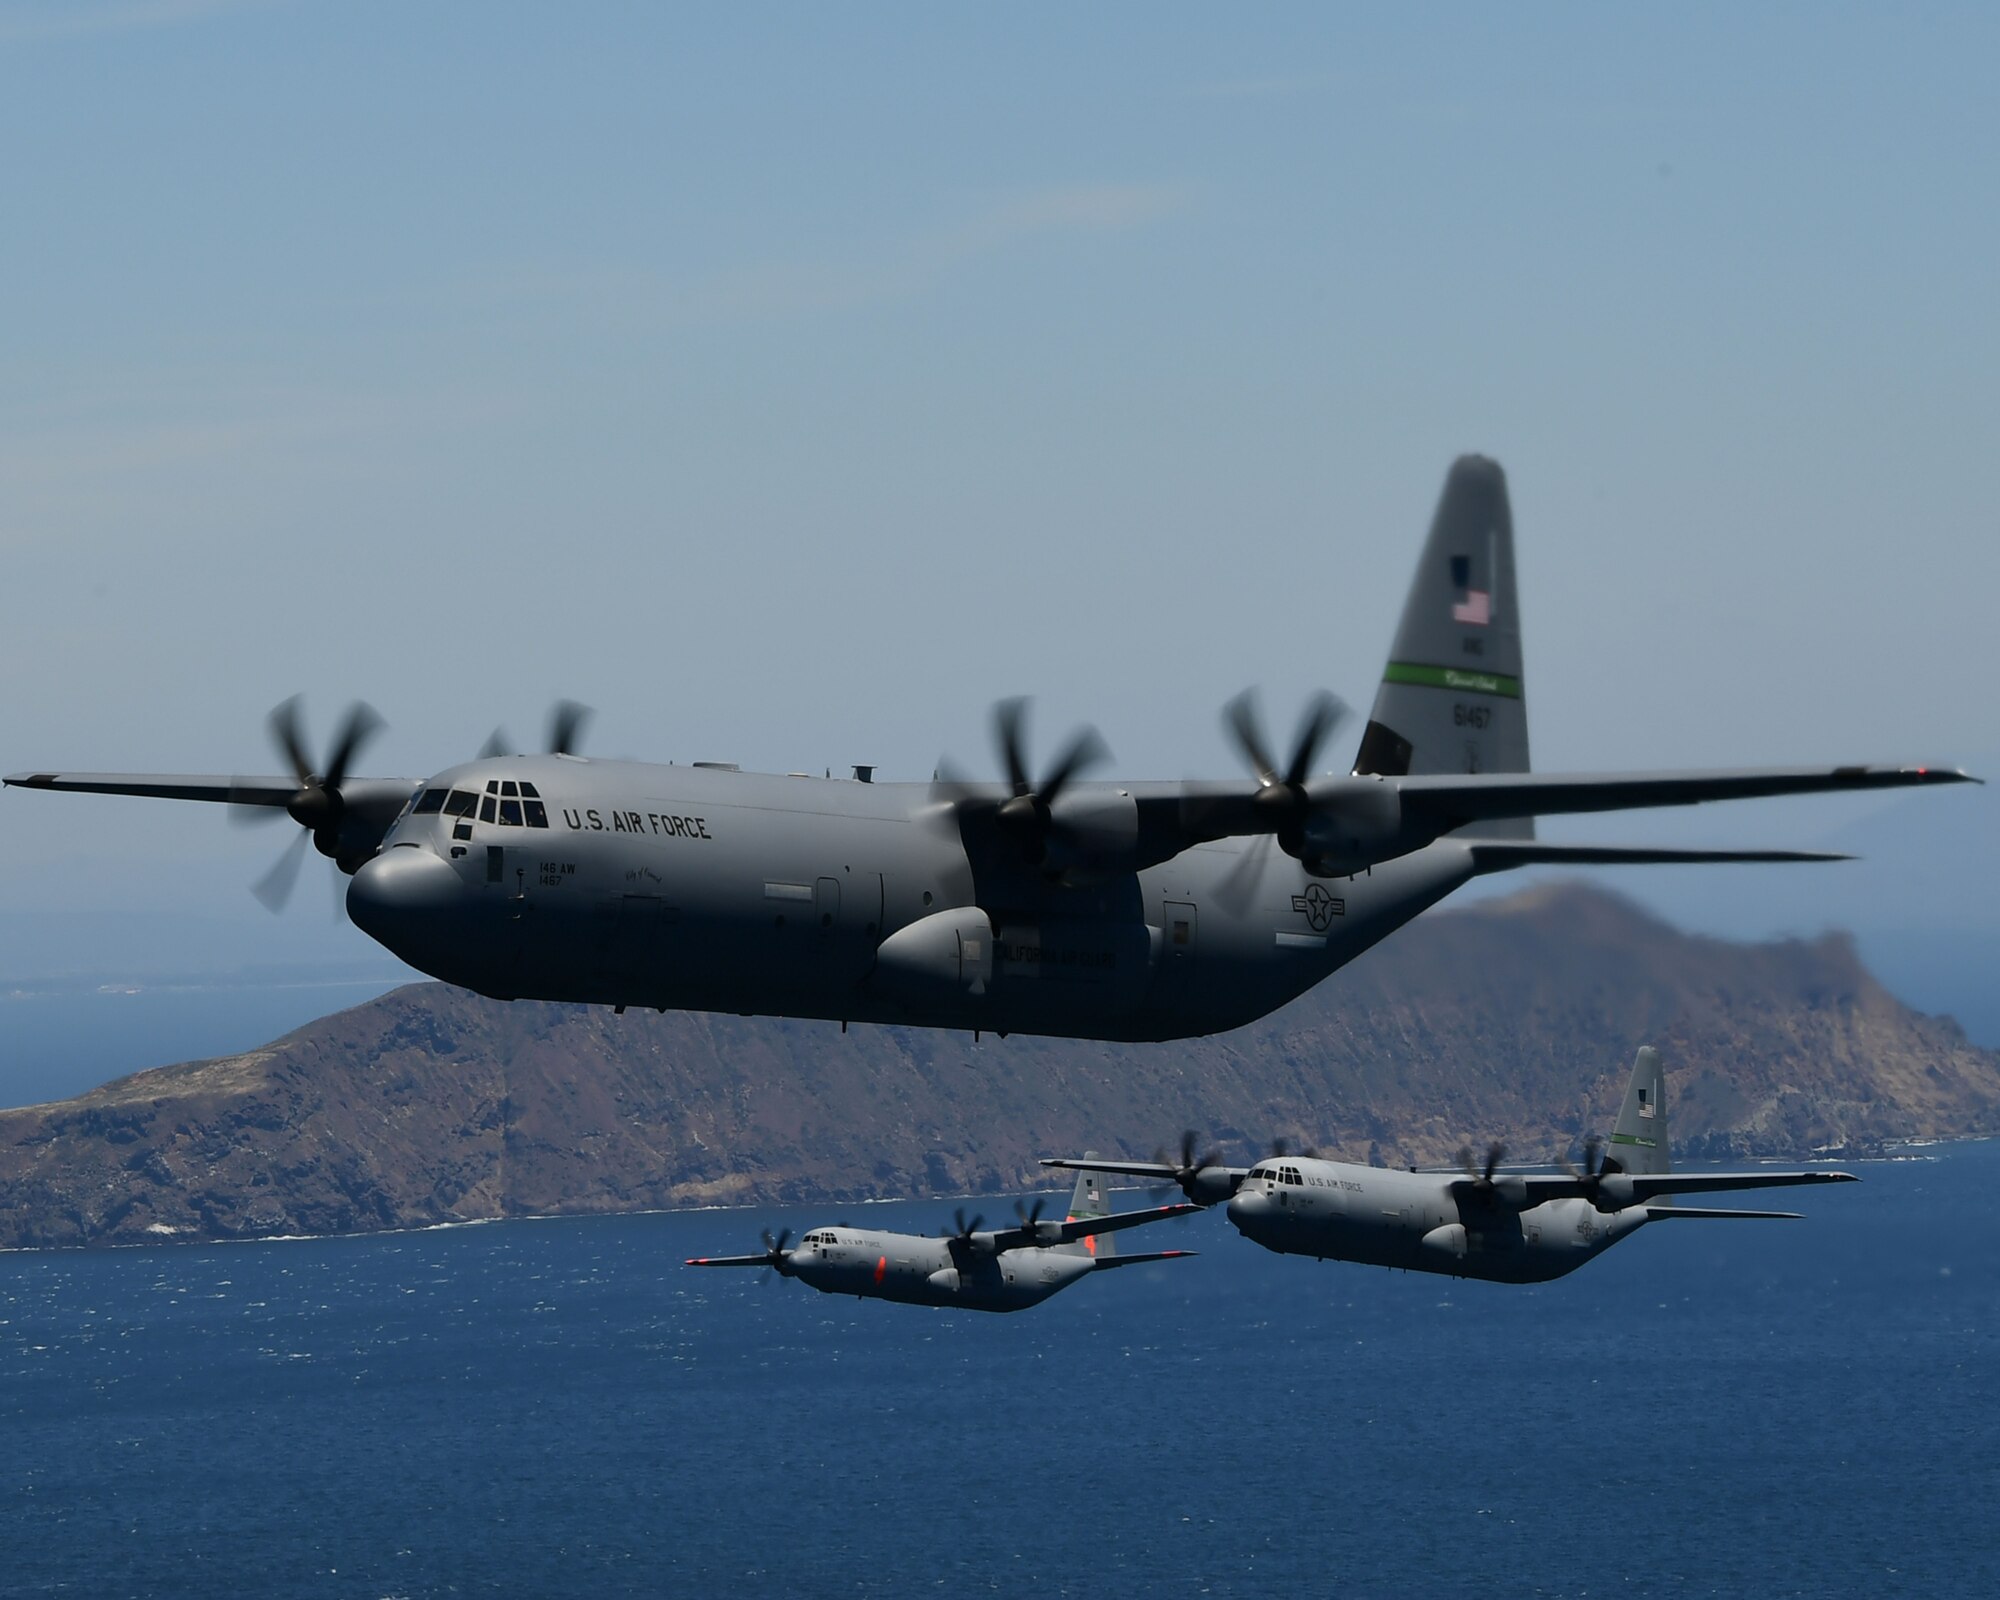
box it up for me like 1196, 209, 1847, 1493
1226, 1191, 1269, 1234
346, 846, 464, 953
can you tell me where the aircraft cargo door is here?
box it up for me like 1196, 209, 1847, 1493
1163, 901, 1197, 969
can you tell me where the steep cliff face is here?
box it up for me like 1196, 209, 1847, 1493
2, 885, 1994, 1248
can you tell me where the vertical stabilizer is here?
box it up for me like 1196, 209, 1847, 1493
1608, 1046, 1671, 1178
1062, 1159, 1116, 1260
1354, 456, 1532, 837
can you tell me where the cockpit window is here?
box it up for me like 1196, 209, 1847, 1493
520, 781, 541, 799
413, 788, 447, 815
478, 793, 496, 824
498, 798, 523, 825
443, 790, 477, 818
523, 799, 548, 828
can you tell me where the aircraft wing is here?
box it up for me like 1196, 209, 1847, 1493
989, 1201, 1199, 1253
1497, 1169, 1857, 1208
4, 770, 422, 816
1389, 764, 1975, 827
4, 770, 303, 807
1039, 1156, 1251, 1188
1641, 1205, 1803, 1220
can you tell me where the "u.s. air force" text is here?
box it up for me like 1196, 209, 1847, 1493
563, 807, 711, 839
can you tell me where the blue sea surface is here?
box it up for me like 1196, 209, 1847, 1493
2, 1145, 1995, 1598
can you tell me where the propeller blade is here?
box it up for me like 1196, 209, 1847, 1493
321, 702, 383, 792
1038, 725, 1109, 807
479, 728, 513, 760
1224, 689, 1282, 788
547, 700, 592, 756
1483, 1142, 1506, 1182
251, 830, 311, 913
1212, 835, 1275, 916
226, 782, 290, 827
1284, 692, 1348, 789
267, 695, 314, 787
994, 699, 1033, 797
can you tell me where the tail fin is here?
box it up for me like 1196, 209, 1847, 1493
1062, 1157, 1116, 1261
1354, 455, 1532, 837
1608, 1046, 1671, 1178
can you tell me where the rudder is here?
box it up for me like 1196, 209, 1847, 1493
1354, 455, 1532, 837
1608, 1045, 1671, 1177
1062, 1159, 1116, 1260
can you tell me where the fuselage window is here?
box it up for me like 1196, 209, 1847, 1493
413, 788, 447, 815
444, 790, 477, 818
478, 793, 497, 824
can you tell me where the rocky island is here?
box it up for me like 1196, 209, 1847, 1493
2, 883, 1994, 1249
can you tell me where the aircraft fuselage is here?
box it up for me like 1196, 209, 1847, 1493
347, 756, 1476, 1042
1226, 1157, 1651, 1283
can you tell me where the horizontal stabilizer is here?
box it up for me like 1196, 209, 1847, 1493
1468, 842, 1850, 872
1091, 1249, 1198, 1270
1395, 763, 1976, 829
1644, 1204, 1803, 1221
990, 1201, 1198, 1254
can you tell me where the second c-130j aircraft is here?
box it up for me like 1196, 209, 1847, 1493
6, 457, 1975, 1042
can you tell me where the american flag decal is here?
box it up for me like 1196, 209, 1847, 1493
1449, 552, 1491, 625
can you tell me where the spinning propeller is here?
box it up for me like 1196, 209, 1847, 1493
757, 1226, 799, 1277
1206, 688, 1351, 910
479, 699, 593, 760
1223, 688, 1350, 855
1558, 1136, 1627, 1213
935, 698, 1109, 868
233, 696, 384, 912
1454, 1141, 1511, 1206
1152, 1129, 1239, 1206
991, 698, 1109, 864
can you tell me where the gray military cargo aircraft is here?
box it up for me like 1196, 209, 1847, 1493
5, 457, 1975, 1041
686, 1167, 1196, 1313
1044, 1047, 1856, 1284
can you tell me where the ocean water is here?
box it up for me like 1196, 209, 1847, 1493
1, 1146, 1994, 1599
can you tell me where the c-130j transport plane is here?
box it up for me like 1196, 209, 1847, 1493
6, 457, 1974, 1042
688, 1167, 1197, 1314
1046, 1047, 1855, 1284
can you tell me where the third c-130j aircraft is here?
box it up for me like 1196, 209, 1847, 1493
1045, 1047, 1855, 1284
5, 457, 1976, 1042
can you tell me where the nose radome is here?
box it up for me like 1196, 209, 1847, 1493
346, 846, 464, 952
1226, 1192, 1267, 1231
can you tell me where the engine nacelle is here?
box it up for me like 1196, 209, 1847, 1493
1594, 1174, 1637, 1212
871, 907, 996, 1004
1186, 1166, 1243, 1208
1298, 777, 1425, 877
1039, 790, 1142, 883
926, 1267, 962, 1296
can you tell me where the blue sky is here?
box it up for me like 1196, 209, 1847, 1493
2, 2, 1994, 983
